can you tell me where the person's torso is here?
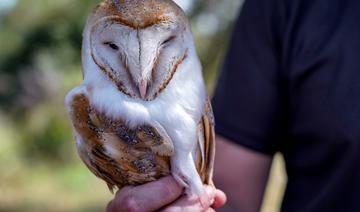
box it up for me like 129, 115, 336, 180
281, 0, 360, 211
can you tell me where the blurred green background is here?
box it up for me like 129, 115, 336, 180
0, 0, 285, 211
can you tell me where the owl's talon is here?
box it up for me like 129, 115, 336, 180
199, 194, 210, 209
172, 172, 189, 188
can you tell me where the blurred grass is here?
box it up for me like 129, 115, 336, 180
0, 0, 286, 211
0, 164, 112, 212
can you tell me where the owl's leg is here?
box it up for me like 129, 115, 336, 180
171, 153, 203, 193
160, 113, 209, 206
171, 151, 209, 207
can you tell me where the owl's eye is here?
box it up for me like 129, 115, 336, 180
104, 42, 119, 51
161, 36, 176, 46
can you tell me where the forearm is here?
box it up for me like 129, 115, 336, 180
214, 135, 273, 212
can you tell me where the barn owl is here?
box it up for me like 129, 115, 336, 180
65, 0, 215, 204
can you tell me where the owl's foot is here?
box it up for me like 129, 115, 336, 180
171, 154, 209, 207
199, 194, 211, 209
172, 171, 210, 208
172, 170, 189, 188
183, 189, 211, 209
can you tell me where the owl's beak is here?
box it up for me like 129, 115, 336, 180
139, 80, 147, 100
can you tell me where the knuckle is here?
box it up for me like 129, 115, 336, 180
120, 195, 141, 212
117, 186, 133, 196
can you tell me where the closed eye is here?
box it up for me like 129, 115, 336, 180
161, 36, 176, 46
103, 42, 119, 51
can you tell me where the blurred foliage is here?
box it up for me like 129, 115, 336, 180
0, 0, 245, 211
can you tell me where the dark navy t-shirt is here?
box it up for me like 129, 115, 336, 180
212, 0, 360, 211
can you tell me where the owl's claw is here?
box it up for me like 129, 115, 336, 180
171, 152, 205, 199
199, 194, 210, 209
172, 172, 189, 188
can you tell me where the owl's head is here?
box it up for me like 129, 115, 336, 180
83, 0, 194, 101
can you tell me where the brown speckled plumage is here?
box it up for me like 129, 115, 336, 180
70, 94, 172, 191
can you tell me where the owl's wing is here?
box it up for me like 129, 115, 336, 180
66, 90, 173, 191
196, 98, 216, 186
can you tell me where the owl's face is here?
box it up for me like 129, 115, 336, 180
87, 0, 190, 101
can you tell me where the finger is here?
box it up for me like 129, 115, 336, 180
106, 200, 114, 212
212, 189, 227, 209
205, 208, 216, 212
160, 194, 203, 212
112, 176, 183, 211
161, 186, 217, 212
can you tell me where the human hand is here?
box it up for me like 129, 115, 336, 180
106, 176, 226, 212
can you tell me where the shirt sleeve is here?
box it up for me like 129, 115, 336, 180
212, 0, 287, 155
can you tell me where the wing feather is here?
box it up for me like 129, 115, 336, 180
68, 92, 172, 191
196, 98, 216, 186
